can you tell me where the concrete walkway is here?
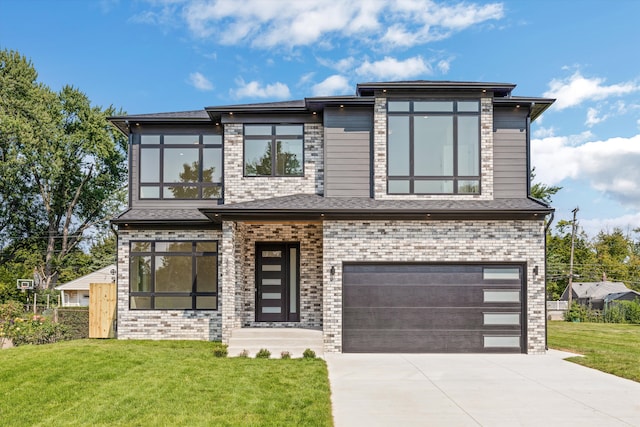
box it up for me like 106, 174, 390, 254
326, 350, 640, 426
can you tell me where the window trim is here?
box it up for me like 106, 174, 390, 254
243, 124, 305, 177
138, 133, 223, 201
386, 99, 481, 195
129, 240, 219, 310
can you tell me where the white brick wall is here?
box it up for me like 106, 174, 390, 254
322, 219, 546, 354
116, 228, 222, 340
373, 96, 494, 200
223, 123, 324, 203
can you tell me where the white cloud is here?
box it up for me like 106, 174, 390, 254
151, 0, 505, 49
532, 133, 640, 207
311, 75, 352, 96
356, 56, 430, 80
585, 107, 608, 127
437, 59, 451, 74
580, 213, 640, 238
231, 79, 291, 99
317, 56, 356, 73
187, 72, 214, 91
543, 72, 640, 110
532, 126, 555, 138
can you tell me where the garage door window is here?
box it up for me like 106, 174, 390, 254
483, 313, 520, 325
484, 336, 521, 348
483, 290, 520, 303
483, 267, 520, 280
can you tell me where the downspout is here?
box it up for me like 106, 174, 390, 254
110, 222, 119, 337
544, 211, 555, 350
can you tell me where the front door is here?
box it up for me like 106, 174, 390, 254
256, 243, 300, 322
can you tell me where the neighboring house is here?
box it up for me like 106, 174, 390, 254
109, 80, 554, 354
561, 281, 640, 310
55, 265, 116, 307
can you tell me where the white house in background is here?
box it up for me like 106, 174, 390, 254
55, 265, 116, 307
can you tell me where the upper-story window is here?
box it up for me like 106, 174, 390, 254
387, 100, 480, 194
243, 124, 304, 177
139, 133, 222, 200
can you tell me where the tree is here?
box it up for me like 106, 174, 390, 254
0, 49, 127, 289
530, 167, 562, 204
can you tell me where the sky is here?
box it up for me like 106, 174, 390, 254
1, 0, 640, 237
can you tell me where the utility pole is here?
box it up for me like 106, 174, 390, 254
567, 207, 579, 312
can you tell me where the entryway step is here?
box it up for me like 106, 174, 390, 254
227, 328, 323, 359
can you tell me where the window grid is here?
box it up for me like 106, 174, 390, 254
387, 100, 481, 195
129, 241, 218, 310
243, 124, 304, 177
138, 133, 223, 200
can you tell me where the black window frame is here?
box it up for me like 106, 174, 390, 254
243, 124, 305, 177
386, 99, 481, 195
138, 132, 223, 201
129, 240, 219, 310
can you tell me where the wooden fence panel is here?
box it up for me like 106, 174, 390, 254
89, 283, 116, 338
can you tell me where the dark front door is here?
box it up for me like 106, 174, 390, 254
256, 243, 300, 322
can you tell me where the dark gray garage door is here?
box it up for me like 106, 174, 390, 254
343, 264, 525, 353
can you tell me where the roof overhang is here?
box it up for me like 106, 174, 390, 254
494, 97, 556, 122
357, 81, 517, 97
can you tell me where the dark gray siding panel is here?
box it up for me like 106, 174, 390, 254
493, 107, 528, 199
324, 107, 372, 198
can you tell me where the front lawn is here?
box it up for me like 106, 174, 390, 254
0, 340, 332, 426
547, 321, 640, 382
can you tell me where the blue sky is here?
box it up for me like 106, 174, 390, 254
2, 0, 640, 236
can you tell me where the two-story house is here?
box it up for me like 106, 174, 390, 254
109, 80, 554, 354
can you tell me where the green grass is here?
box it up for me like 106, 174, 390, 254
548, 321, 640, 382
0, 340, 333, 426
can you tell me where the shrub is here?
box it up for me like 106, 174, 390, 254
0, 300, 24, 323
255, 348, 271, 359
56, 307, 89, 339
212, 343, 228, 358
238, 349, 249, 358
280, 351, 291, 359
5, 314, 68, 346
302, 348, 316, 359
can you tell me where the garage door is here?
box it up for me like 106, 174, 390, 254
343, 264, 525, 353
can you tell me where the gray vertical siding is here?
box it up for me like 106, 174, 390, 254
324, 107, 372, 197
493, 107, 528, 199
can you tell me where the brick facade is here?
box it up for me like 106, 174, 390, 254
322, 220, 546, 354
373, 96, 494, 200
220, 221, 323, 343
223, 123, 324, 203
116, 228, 222, 340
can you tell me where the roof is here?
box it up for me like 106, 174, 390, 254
568, 281, 631, 301
111, 208, 212, 225
356, 80, 517, 97
604, 290, 640, 303
55, 265, 115, 291
108, 110, 211, 135
201, 194, 553, 222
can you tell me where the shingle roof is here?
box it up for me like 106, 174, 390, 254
110, 110, 210, 120
201, 194, 552, 221
111, 208, 211, 224
55, 265, 115, 291
571, 281, 631, 300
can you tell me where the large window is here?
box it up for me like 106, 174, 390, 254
139, 133, 222, 199
244, 125, 304, 176
387, 100, 480, 194
129, 241, 218, 310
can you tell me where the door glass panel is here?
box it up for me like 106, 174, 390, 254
262, 264, 281, 272
483, 268, 520, 280
262, 251, 281, 258
290, 247, 297, 314
262, 307, 281, 314
484, 336, 520, 348
262, 293, 281, 300
483, 313, 520, 325
262, 278, 281, 285
484, 290, 520, 303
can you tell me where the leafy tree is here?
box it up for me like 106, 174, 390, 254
0, 49, 127, 289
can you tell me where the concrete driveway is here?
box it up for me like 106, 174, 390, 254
326, 350, 640, 426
